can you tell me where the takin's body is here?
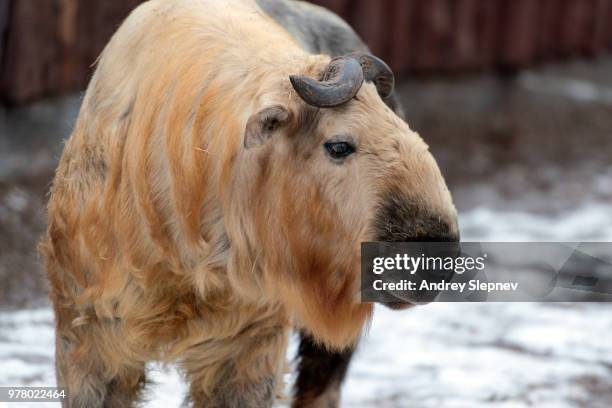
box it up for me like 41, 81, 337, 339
41, 0, 458, 407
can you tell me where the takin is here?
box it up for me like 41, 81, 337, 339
40, 0, 459, 407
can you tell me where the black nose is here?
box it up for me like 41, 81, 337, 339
405, 234, 460, 243
374, 210, 459, 243
373, 195, 460, 307
374, 192, 458, 243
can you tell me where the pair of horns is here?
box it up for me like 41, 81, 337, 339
289, 53, 395, 108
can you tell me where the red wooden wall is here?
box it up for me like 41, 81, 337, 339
1, 0, 611, 104
311, 0, 612, 73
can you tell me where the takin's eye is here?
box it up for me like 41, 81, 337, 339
324, 140, 356, 161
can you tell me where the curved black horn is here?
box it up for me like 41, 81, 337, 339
350, 53, 395, 98
289, 56, 364, 108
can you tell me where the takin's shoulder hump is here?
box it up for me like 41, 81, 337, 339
255, 0, 368, 56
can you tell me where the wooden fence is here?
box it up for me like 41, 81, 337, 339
1, 0, 611, 103
311, 0, 612, 73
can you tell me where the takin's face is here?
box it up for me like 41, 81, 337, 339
226, 55, 459, 347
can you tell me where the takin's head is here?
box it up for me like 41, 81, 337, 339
225, 53, 459, 348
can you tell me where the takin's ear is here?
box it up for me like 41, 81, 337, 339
244, 105, 292, 148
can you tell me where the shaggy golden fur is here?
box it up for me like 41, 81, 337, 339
40, 0, 457, 406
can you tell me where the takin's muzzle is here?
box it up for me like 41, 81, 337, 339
374, 192, 461, 307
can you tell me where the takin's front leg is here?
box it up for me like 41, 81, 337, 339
292, 331, 354, 408
181, 323, 289, 408
53, 309, 147, 408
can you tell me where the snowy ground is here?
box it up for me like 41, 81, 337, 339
2, 205, 612, 408
2, 302, 612, 408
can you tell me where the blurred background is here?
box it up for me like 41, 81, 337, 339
1, 1, 612, 407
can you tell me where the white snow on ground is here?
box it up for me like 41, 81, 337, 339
460, 203, 612, 242
343, 303, 612, 408
2, 205, 612, 407
519, 72, 612, 105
